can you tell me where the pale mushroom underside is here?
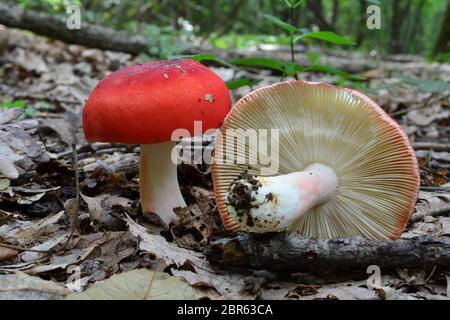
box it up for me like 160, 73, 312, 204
212, 81, 420, 240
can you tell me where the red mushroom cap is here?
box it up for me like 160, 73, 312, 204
83, 59, 231, 144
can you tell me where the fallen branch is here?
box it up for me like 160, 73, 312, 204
420, 186, 450, 192
12, 93, 80, 105
390, 92, 438, 117
207, 233, 450, 273
0, 243, 49, 254
412, 142, 450, 152
0, 2, 148, 55
410, 205, 450, 223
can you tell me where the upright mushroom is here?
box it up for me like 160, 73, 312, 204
83, 59, 231, 226
212, 81, 420, 240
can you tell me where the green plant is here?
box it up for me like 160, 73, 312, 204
0, 100, 45, 118
176, 1, 364, 91
226, 78, 261, 90
142, 25, 192, 60
0, 100, 27, 109
208, 34, 285, 50
264, 0, 356, 80
396, 74, 450, 93
172, 53, 231, 67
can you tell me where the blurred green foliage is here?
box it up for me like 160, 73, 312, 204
9, 0, 447, 57
395, 74, 450, 93
0, 100, 27, 109
0, 100, 38, 117
6, 0, 449, 91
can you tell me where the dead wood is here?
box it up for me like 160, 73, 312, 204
0, 2, 148, 55
207, 233, 450, 273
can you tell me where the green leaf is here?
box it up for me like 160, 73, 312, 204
365, 0, 381, 5
305, 65, 365, 81
284, 0, 305, 8
36, 102, 51, 110
211, 37, 229, 49
0, 100, 27, 109
292, 0, 306, 8
264, 14, 298, 34
24, 107, 37, 118
399, 75, 450, 93
435, 53, 450, 63
417, 81, 450, 93
66, 269, 197, 300
0, 271, 69, 300
283, 61, 304, 77
171, 53, 231, 67
306, 52, 321, 65
226, 78, 259, 90
295, 31, 355, 45
230, 57, 285, 72
284, 0, 292, 7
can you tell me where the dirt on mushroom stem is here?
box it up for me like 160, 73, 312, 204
225, 171, 263, 228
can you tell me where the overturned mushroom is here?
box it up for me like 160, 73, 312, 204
83, 60, 231, 226
212, 81, 420, 239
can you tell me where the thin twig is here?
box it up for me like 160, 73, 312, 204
413, 142, 450, 152
55, 143, 135, 159
70, 143, 80, 236
12, 93, 80, 105
73, 143, 80, 202
424, 265, 436, 284
410, 204, 450, 223
61, 144, 80, 249
390, 92, 450, 117
420, 186, 450, 192
77, 147, 129, 160
289, 6, 298, 80
0, 243, 50, 254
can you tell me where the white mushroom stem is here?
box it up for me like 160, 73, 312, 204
140, 141, 186, 226
225, 163, 338, 232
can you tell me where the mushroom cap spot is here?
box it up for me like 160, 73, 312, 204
82, 59, 231, 144
212, 80, 420, 240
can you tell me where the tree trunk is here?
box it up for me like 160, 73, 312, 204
207, 0, 245, 37
356, 0, 366, 45
207, 233, 450, 274
331, 0, 340, 29
388, 0, 412, 53
434, 0, 450, 55
0, 2, 148, 55
405, 0, 426, 53
306, 0, 336, 32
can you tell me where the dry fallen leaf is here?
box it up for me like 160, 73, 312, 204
39, 116, 85, 146
300, 281, 380, 300
80, 193, 131, 222
0, 108, 47, 179
0, 271, 69, 300
126, 215, 262, 299
407, 106, 450, 127
66, 269, 197, 300
2, 26, 450, 302
20, 233, 68, 263
0, 211, 64, 246
0, 246, 19, 262
0, 108, 22, 125
0, 144, 23, 179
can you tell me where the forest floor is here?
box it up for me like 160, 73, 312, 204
0, 28, 449, 300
